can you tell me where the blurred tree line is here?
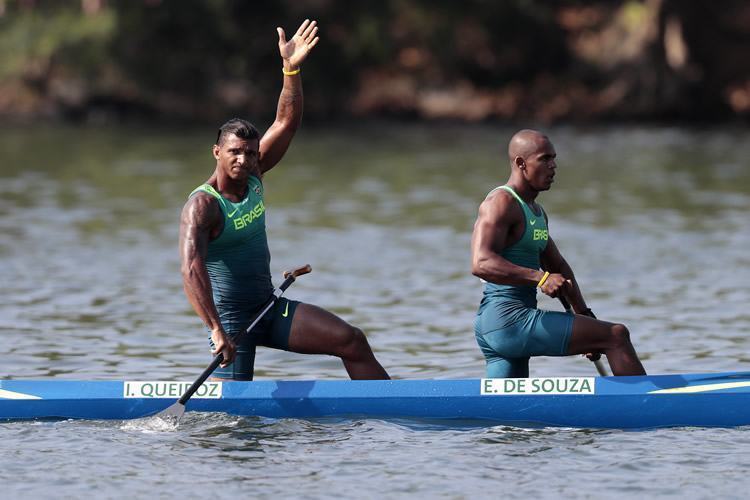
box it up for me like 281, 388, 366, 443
0, 0, 748, 124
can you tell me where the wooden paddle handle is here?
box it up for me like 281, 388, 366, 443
283, 264, 312, 279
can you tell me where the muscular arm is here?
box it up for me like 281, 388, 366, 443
471, 193, 546, 286
179, 193, 236, 365
258, 74, 303, 173
540, 237, 589, 313
258, 20, 319, 173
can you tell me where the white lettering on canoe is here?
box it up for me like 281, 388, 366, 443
123, 381, 222, 399
481, 377, 595, 395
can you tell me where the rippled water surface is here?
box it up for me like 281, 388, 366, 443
1, 124, 749, 498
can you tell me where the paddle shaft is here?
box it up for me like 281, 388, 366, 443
558, 296, 609, 376
177, 266, 310, 405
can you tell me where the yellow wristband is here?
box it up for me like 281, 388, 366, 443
537, 271, 550, 288
282, 68, 301, 76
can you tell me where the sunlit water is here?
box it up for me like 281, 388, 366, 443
1, 123, 749, 498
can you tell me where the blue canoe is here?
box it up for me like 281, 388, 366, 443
2, 372, 750, 429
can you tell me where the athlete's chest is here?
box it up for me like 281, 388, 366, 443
208, 181, 266, 244
226, 184, 265, 231
507, 204, 548, 248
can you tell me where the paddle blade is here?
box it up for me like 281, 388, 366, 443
154, 401, 186, 425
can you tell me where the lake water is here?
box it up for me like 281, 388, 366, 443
0, 123, 749, 498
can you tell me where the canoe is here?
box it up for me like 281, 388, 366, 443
2, 372, 750, 429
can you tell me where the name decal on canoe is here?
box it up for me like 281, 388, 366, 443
123, 381, 222, 399
481, 377, 595, 395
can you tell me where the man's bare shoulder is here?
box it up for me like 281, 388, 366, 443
181, 191, 222, 227
479, 188, 521, 221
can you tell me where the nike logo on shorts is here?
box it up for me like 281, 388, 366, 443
281, 302, 289, 318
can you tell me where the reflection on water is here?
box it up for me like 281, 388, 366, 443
0, 122, 749, 496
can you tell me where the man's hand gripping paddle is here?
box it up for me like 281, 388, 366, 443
155, 264, 312, 424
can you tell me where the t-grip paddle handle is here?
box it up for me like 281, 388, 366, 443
177, 264, 312, 405
281, 264, 312, 286
558, 295, 609, 377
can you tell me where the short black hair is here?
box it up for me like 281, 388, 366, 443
215, 118, 260, 146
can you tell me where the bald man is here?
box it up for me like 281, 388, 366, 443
470, 129, 646, 377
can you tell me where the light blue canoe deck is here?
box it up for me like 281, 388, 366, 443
3, 372, 750, 429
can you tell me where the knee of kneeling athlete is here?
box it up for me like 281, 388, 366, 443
610, 323, 632, 346
338, 326, 369, 357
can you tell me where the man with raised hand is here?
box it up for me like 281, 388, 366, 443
471, 129, 646, 378
180, 20, 389, 381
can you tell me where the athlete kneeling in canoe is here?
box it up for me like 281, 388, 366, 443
179, 20, 389, 381
470, 129, 646, 378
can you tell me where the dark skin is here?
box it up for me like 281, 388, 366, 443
179, 20, 389, 379
470, 129, 646, 376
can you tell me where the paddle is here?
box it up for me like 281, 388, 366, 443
155, 264, 312, 423
558, 295, 609, 376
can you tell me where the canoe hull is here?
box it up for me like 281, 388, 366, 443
3, 372, 750, 429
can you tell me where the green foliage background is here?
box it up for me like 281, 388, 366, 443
0, 0, 748, 123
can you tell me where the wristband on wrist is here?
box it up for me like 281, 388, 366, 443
537, 271, 550, 288
282, 67, 301, 76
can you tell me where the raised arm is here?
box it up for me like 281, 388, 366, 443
179, 194, 236, 367
258, 19, 320, 173
471, 193, 546, 286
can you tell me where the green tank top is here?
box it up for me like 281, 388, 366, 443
483, 185, 549, 308
189, 176, 273, 328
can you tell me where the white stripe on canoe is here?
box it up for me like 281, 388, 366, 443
650, 381, 750, 394
0, 389, 42, 400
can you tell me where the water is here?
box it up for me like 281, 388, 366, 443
1, 123, 749, 498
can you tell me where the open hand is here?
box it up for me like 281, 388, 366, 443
278, 19, 320, 70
